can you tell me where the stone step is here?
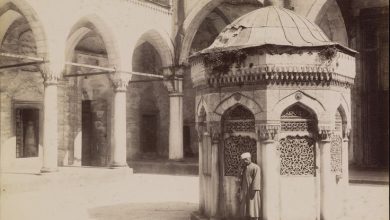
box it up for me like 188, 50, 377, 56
129, 159, 199, 176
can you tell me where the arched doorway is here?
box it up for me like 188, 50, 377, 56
130, 40, 169, 158
279, 104, 318, 220
221, 104, 257, 217
0, 1, 47, 170
66, 17, 115, 167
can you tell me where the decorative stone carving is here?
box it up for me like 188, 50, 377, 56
224, 135, 257, 176
342, 128, 351, 140
281, 104, 316, 132
39, 65, 60, 86
294, 92, 303, 101
318, 127, 333, 141
43, 74, 60, 86
279, 135, 316, 176
281, 105, 313, 119
330, 134, 343, 174
208, 122, 221, 144
112, 77, 129, 92
162, 66, 185, 94
206, 65, 354, 88
225, 120, 255, 133
195, 124, 205, 143
258, 124, 280, 141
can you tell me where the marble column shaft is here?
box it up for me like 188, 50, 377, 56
169, 91, 183, 159
259, 124, 280, 220
319, 129, 336, 220
110, 77, 128, 167
41, 75, 59, 172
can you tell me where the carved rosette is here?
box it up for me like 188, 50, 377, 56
258, 124, 280, 142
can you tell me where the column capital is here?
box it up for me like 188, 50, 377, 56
43, 74, 60, 86
342, 128, 351, 141
162, 65, 185, 94
257, 123, 280, 142
208, 121, 221, 144
111, 75, 129, 92
195, 122, 205, 143
318, 124, 334, 142
40, 62, 62, 86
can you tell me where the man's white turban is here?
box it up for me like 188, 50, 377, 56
240, 152, 251, 159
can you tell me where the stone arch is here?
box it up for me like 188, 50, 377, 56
0, 0, 48, 58
335, 94, 351, 128
214, 93, 263, 119
65, 14, 121, 69
132, 29, 174, 68
180, 0, 268, 63
335, 104, 347, 131
271, 91, 325, 122
306, 0, 348, 46
179, 0, 225, 64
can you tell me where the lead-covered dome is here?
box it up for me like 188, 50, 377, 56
202, 6, 337, 52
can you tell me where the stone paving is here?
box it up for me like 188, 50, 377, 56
0, 169, 388, 220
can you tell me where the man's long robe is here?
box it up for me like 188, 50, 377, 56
240, 162, 261, 218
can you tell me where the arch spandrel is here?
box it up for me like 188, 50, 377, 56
180, 0, 225, 64
213, 92, 263, 121
131, 28, 174, 68
65, 14, 122, 71
0, 0, 48, 58
329, 93, 351, 129
270, 91, 326, 122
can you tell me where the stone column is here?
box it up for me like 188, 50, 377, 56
196, 124, 205, 214
341, 129, 351, 215
209, 122, 220, 217
318, 127, 336, 220
259, 123, 280, 220
342, 129, 350, 185
163, 67, 184, 160
41, 74, 59, 173
110, 77, 129, 168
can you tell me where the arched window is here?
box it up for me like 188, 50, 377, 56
279, 104, 317, 176
222, 105, 256, 176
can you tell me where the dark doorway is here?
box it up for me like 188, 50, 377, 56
82, 100, 109, 166
82, 100, 93, 166
141, 114, 158, 153
15, 108, 39, 158
183, 125, 194, 157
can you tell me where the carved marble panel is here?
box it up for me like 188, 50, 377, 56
330, 134, 343, 174
279, 136, 315, 176
224, 135, 257, 176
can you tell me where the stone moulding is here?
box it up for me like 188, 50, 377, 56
203, 65, 354, 88
127, 0, 172, 15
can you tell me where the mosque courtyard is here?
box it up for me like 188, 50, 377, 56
0, 167, 388, 220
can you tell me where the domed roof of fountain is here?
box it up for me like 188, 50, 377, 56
201, 5, 347, 53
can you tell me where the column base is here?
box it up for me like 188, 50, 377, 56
108, 165, 134, 174
40, 167, 59, 173
109, 163, 129, 169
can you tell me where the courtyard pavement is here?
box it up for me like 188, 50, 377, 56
0, 167, 388, 220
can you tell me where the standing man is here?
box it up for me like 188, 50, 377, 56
238, 152, 261, 220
